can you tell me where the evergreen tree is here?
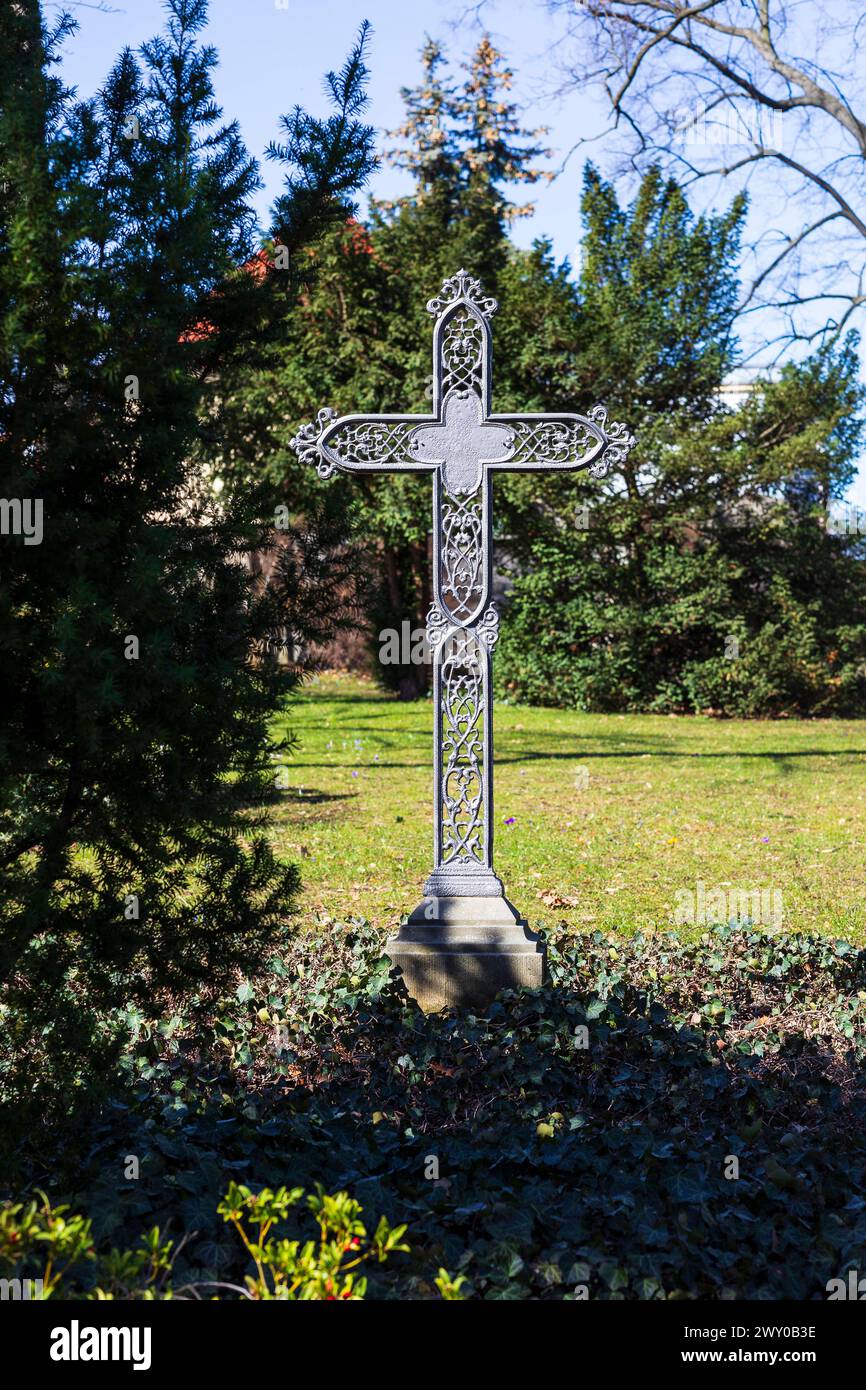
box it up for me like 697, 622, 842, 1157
0, 0, 376, 1120
496, 167, 866, 715
383, 39, 459, 211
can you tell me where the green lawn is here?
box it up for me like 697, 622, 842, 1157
270, 672, 866, 941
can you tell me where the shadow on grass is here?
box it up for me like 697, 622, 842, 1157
285, 746, 866, 774
255, 786, 357, 806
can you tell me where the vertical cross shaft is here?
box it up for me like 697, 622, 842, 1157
291, 269, 634, 1009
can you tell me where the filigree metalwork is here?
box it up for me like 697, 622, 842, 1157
322, 417, 422, 474
440, 310, 484, 398
426, 268, 498, 320
587, 406, 636, 476
289, 407, 337, 477
425, 603, 450, 653
426, 604, 498, 654
440, 629, 485, 865
476, 605, 500, 650
289, 270, 635, 899
504, 418, 599, 469
440, 490, 484, 624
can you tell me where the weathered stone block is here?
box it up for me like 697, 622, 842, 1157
386, 895, 545, 1011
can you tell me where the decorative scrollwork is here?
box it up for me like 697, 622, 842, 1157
289, 407, 338, 478
426, 604, 497, 656
426, 267, 498, 320
440, 629, 485, 866
506, 418, 598, 468
440, 490, 484, 624
588, 405, 636, 478
426, 604, 450, 653
476, 604, 500, 651
324, 418, 419, 469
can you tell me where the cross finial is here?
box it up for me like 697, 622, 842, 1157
426, 269, 498, 320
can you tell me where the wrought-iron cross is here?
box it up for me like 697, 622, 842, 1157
291, 270, 634, 1008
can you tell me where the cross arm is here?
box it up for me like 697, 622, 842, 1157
290, 407, 437, 480
487, 404, 635, 477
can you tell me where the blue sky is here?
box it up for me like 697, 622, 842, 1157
58, 0, 601, 255
54, 0, 866, 504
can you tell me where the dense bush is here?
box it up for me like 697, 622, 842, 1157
494, 173, 866, 719
497, 523, 866, 717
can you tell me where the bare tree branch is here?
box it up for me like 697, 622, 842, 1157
543, 0, 866, 347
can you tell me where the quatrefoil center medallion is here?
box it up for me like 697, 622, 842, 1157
409, 390, 514, 495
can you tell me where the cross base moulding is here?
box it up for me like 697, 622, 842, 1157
386, 895, 546, 1011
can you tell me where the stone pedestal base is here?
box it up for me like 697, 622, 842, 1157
385, 894, 545, 1011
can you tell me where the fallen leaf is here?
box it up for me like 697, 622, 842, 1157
538, 889, 580, 909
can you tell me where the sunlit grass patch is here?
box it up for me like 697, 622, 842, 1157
268, 673, 866, 943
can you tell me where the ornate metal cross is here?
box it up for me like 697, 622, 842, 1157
291, 270, 634, 1009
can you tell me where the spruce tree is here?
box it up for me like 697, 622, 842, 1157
0, 0, 376, 1120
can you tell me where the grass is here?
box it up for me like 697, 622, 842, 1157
269, 672, 866, 942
